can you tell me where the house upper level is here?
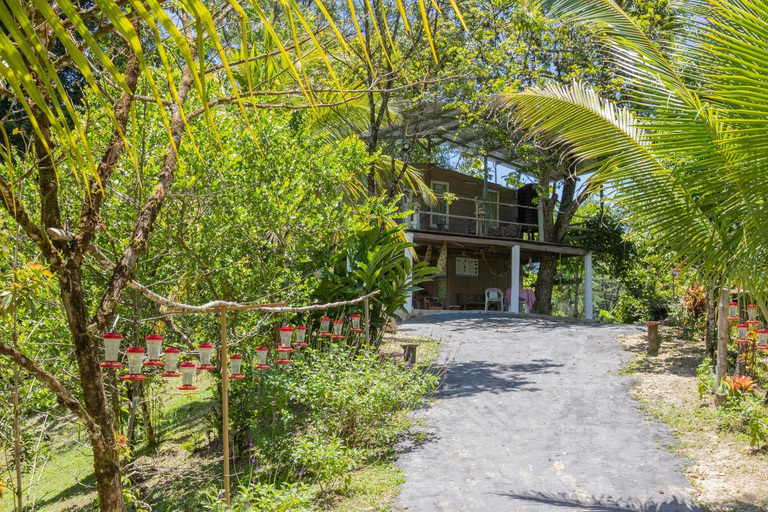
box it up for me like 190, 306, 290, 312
403, 164, 540, 240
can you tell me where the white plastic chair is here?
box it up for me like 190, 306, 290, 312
485, 288, 503, 311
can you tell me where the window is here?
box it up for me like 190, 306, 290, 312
430, 181, 449, 228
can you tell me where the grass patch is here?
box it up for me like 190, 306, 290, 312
619, 328, 768, 512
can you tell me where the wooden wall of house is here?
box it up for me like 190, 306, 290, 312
417, 250, 514, 308
413, 164, 519, 233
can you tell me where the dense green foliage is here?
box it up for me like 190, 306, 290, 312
204, 344, 440, 510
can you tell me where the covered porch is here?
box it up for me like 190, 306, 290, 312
404, 231, 593, 319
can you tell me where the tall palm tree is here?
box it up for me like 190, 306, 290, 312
0, 1, 460, 510
496, 0, 768, 302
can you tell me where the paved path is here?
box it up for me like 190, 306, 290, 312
395, 315, 701, 512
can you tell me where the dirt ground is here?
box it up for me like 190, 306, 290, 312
619, 329, 768, 512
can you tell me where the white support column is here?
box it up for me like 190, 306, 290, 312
585, 252, 593, 320
405, 232, 414, 314
511, 245, 520, 313
537, 198, 546, 242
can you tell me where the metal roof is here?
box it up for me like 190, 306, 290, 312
376, 100, 525, 171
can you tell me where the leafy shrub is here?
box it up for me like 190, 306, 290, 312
291, 433, 356, 491
722, 375, 757, 398
697, 359, 715, 399
313, 224, 436, 346
204, 482, 312, 512
239, 343, 440, 492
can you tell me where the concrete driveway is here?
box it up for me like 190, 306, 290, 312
394, 315, 701, 512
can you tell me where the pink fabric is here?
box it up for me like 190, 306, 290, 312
506, 288, 536, 310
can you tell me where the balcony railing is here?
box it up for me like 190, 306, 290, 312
403, 194, 538, 239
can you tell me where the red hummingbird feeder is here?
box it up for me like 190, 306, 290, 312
178, 362, 198, 391
100, 332, 123, 368
758, 329, 768, 347
331, 320, 344, 339
737, 323, 748, 339
197, 343, 216, 371
728, 302, 739, 322
160, 347, 181, 377
279, 326, 293, 348
122, 348, 146, 381
228, 354, 244, 379
320, 316, 332, 337
253, 346, 270, 370
276, 346, 294, 364
294, 325, 308, 347
350, 314, 362, 332
143, 335, 165, 367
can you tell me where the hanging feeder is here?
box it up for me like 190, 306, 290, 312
747, 304, 758, 321
279, 326, 293, 348
228, 354, 245, 380
197, 343, 216, 371
728, 302, 739, 321
143, 335, 165, 367
160, 347, 181, 378
737, 323, 748, 339
758, 329, 768, 346
331, 320, 345, 339
320, 316, 332, 337
177, 362, 198, 391
253, 346, 270, 370
350, 314, 363, 332
122, 348, 146, 381
276, 346, 295, 364
294, 326, 308, 347
100, 332, 123, 368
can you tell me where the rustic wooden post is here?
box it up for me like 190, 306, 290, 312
220, 309, 230, 505
716, 286, 729, 384
402, 344, 419, 365
735, 341, 747, 376
645, 321, 661, 356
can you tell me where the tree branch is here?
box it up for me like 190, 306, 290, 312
72, 42, 141, 257
0, 342, 100, 438
93, 15, 198, 332
0, 177, 61, 270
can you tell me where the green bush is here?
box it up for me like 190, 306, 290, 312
291, 433, 356, 491
204, 482, 312, 512
696, 359, 715, 399
226, 342, 441, 497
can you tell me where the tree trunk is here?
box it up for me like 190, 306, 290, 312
532, 253, 558, 315
61, 266, 125, 511
705, 283, 716, 359
716, 286, 730, 385
735, 342, 747, 376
